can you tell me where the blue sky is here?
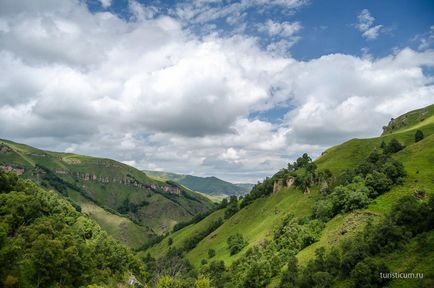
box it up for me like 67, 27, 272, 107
0, 0, 433, 182
86, 0, 434, 60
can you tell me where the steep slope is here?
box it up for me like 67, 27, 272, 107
145, 105, 434, 287
0, 140, 214, 248
144, 170, 253, 197
0, 170, 147, 287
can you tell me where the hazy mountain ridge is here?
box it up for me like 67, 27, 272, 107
143, 170, 253, 197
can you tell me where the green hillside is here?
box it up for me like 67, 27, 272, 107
0, 140, 214, 249
0, 169, 147, 287
144, 170, 253, 197
144, 104, 434, 287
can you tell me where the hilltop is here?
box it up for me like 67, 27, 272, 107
144, 104, 434, 288
0, 140, 215, 249
144, 170, 253, 198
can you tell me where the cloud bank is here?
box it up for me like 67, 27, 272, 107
0, 0, 433, 182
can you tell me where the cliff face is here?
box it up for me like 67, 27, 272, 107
273, 176, 295, 193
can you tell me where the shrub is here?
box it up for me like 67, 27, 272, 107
383, 138, 404, 154
208, 248, 216, 258
415, 129, 424, 142
227, 233, 247, 255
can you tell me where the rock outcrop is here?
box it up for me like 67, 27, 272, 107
0, 164, 24, 175
273, 177, 295, 193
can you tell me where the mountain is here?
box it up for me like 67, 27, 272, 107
144, 104, 434, 287
0, 140, 215, 249
143, 170, 253, 197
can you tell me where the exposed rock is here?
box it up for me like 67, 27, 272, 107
0, 144, 12, 153
286, 177, 294, 188
62, 157, 81, 164
0, 164, 24, 176
162, 185, 181, 196
320, 180, 329, 194
273, 179, 284, 193
55, 169, 68, 175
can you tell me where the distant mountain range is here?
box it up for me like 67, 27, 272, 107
143, 170, 254, 198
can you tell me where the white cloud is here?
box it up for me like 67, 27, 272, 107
0, 1, 433, 183
417, 25, 434, 50
99, 0, 111, 9
128, 0, 158, 21
258, 20, 302, 37
355, 9, 383, 40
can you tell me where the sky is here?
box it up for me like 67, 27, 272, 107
0, 0, 434, 183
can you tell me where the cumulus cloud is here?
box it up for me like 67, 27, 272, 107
355, 9, 383, 40
99, 0, 111, 9
0, 1, 433, 182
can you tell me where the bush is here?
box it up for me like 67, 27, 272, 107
208, 248, 216, 258
383, 138, 404, 154
227, 233, 247, 255
415, 129, 424, 142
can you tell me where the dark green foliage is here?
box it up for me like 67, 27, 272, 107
168, 237, 173, 246
0, 169, 147, 287
243, 260, 272, 288
314, 153, 406, 221
312, 271, 333, 288
118, 198, 149, 214
0, 170, 18, 193
173, 209, 217, 232
183, 218, 223, 251
382, 138, 405, 154
227, 233, 247, 255
208, 248, 216, 258
200, 260, 227, 288
224, 196, 239, 219
279, 256, 298, 288
295, 153, 312, 169
415, 129, 424, 142
219, 198, 228, 208
241, 177, 274, 207
148, 248, 194, 281
365, 171, 392, 195
313, 177, 370, 221
302, 194, 434, 288
350, 258, 389, 288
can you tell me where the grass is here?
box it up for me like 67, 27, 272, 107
186, 187, 320, 267
143, 104, 434, 287
0, 138, 214, 249
69, 190, 153, 249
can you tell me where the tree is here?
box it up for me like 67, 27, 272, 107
168, 237, 173, 246
365, 171, 392, 194
195, 276, 211, 288
227, 233, 247, 255
415, 129, 424, 142
208, 249, 216, 258
243, 260, 272, 288
279, 256, 298, 288
312, 271, 333, 288
383, 138, 404, 154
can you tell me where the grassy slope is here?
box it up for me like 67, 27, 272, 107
0, 139, 214, 247
146, 186, 321, 267
146, 104, 434, 286
144, 170, 251, 196
145, 209, 226, 259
